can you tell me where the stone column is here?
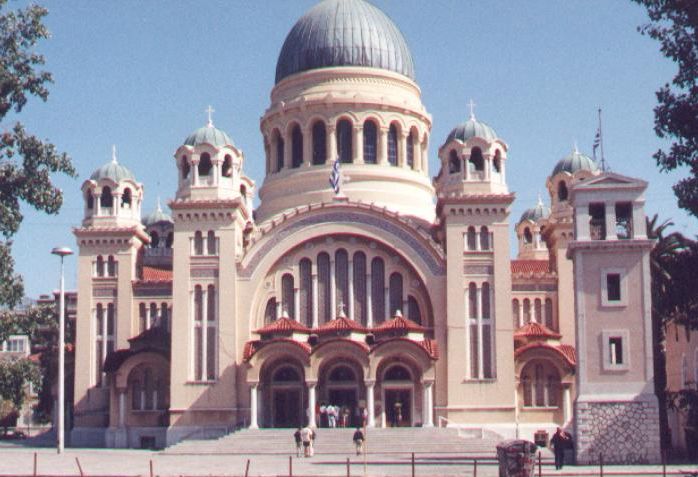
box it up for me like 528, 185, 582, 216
308, 383, 317, 428
366, 273, 373, 327
366, 381, 376, 428
118, 389, 126, 427
563, 385, 572, 425
327, 125, 337, 164
632, 202, 646, 238
518, 301, 524, 328
348, 259, 355, 321
354, 126, 363, 164
378, 127, 388, 165
464, 156, 470, 181
192, 155, 200, 186
605, 201, 617, 240
423, 382, 434, 427
485, 157, 491, 181
302, 126, 312, 167
249, 384, 259, 429
284, 129, 292, 169
398, 131, 407, 168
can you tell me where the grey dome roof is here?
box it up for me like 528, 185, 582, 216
275, 0, 415, 84
519, 198, 550, 224
184, 124, 233, 148
90, 159, 136, 183
143, 201, 173, 227
445, 118, 498, 146
552, 149, 598, 176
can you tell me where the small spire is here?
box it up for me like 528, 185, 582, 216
156, 196, 162, 212
206, 105, 215, 128
467, 99, 476, 120
281, 308, 290, 319
573, 140, 579, 154
394, 309, 403, 318
111, 145, 117, 163
537, 193, 543, 207
338, 302, 347, 318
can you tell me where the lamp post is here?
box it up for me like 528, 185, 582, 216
52, 246, 73, 454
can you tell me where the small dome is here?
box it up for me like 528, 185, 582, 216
444, 117, 498, 146
90, 149, 136, 182
143, 200, 173, 227
184, 124, 233, 148
551, 149, 598, 176
275, 0, 415, 84
519, 198, 550, 224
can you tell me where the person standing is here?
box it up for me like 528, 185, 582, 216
300, 425, 312, 457
319, 403, 327, 428
550, 427, 569, 470
353, 427, 365, 455
293, 427, 302, 457
328, 404, 337, 428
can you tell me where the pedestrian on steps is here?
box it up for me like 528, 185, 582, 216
300, 426, 312, 457
293, 427, 302, 457
353, 427, 364, 455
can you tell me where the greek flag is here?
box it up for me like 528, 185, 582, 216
329, 158, 341, 195
592, 128, 601, 160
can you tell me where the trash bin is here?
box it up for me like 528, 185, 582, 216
496, 439, 537, 477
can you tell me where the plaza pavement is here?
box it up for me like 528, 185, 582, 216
0, 446, 696, 477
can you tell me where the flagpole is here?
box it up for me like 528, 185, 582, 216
598, 108, 606, 172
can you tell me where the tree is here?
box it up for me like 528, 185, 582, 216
633, 1, 698, 217
0, 1, 75, 420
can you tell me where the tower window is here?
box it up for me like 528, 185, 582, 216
469, 147, 484, 171
121, 188, 132, 208
523, 227, 533, 244
388, 124, 398, 166
182, 157, 190, 179
150, 231, 160, 248
606, 273, 621, 301
363, 120, 377, 164
448, 150, 460, 174
222, 155, 233, 178
100, 186, 113, 210
406, 132, 414, 169
615, 202, 633, 239
493, 150, 502, 173
276, 134, 285, 171
337, 119, 353, 163
312, 121, 326, 165
609, 337, 623, 365
86, 191, 94, 210
557, 181, 568, 201
198, 153, 212, 176
291, 124, 303, 168
589, 203, 606, 240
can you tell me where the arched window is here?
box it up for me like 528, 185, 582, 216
523, 375, 532, 406
523, 299, 531, 324
276, 133, 285, 172
264, 298, 277, 324
407, 296, 421, 324
512, 299, 520, 328
545, 298, 554, 329
557, 181, 568, 201
468, 283, 477, 319
480, 226, 490, 250
448, 150, 461, 173
274, 366, 301, 383
165, 232, 173, 248
335, 249, 349, 313
406, 133, 414, 168
100, 186, 113, 209
199, 153, 212, 176
523, 227, 533, 244
371, 257, 385, 323
534, 299, 542, 324
312, 121, 326, 165
107, 256, 116, 277
482, 282, 490, 319
469, 147, 484, 171
206, 231, 216, 255
182, 156, 190, 179
150, 303, 158, 328
222, 155, 233, 177
363, 120, 377, 164
96, 256, 104, 277
299, 258, 312, 326
493, 150, 502, 173
317, 252, 331, 323
352, 252, 367, 325
193, 286, 204, 379
385, 365, 411, 381
131, 376, 142, 410
121, 188, 132, 208
388, 124, 398, 165
329, 365, 356, 382
194, 231, 204, 255
150, 231, 160, 248
86, 191, 94, 210
521, 361, 560, 408
389, 273, 403, 316
291, 124, 303, 168
337, 119, 353, 163
281, 273, 295, 319
467, 226, 477, 251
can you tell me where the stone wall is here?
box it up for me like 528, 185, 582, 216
575, 396, 661, 464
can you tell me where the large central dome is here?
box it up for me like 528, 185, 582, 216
275, 0, 416, 84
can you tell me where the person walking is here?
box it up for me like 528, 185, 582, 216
550, 427, 569, 470
293, 427, 302, 457
328, 404, 337, 428
300, 425, 312, 457
352, 427, 365, 455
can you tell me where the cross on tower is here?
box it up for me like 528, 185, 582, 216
206, 105, 215, 127
468, 99, 476, 120
111, 144, 117, 163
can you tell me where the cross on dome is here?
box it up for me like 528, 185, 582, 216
573, 140, 579, 154
156, 196, 162, 212
206, 105, 215, 128
468, 99, 476, 120
111, 144, 117, 163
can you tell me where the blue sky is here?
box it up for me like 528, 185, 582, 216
9, 0, 696, 298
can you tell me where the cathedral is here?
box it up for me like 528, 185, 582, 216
71, 0, 661, 464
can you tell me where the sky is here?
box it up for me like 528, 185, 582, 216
8, 0, 697, 299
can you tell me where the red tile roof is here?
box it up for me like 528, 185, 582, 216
558, 344, 577, 366
141, 266, 173, 282
371, 337, 439, 360
511, 260, 550, 274
255, 317, 311, 335
243, 338, 312, 362
315, 316, 368, 334
514, 342, 576, 369
313, 338, 370, 354
373, 314, 426, 334
514, 322, 561, 340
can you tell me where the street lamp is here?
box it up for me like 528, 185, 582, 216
51, 246, 73, 454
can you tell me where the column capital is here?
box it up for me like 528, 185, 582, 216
364, 379, 376, 386
306, 381, 318, 387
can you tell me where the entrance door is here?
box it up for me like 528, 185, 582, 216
385, 389, 411, 427
273, 389, 302, 428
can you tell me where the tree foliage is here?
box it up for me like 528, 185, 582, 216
0, 0, 75, 308
633, 1, 698, 217
0, 358, 40, 410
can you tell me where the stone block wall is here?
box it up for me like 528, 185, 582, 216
575, 396, 661, 464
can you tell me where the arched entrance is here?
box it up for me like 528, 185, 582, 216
318, 359, 365, 428
382, 364, 415, 427
262, 361, 306, 428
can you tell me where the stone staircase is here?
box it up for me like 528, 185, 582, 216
165, 427, 504, 457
